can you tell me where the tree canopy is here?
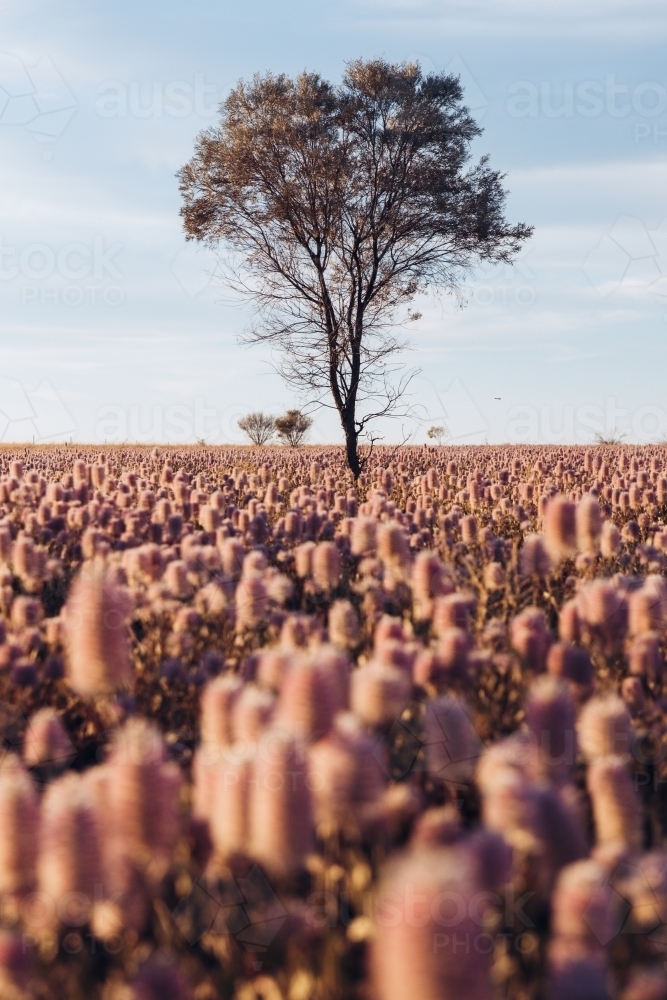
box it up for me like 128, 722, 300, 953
238, 412, 275, 445
179, 58, 532, 475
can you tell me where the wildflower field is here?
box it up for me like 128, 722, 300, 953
0, 443, 666, 1000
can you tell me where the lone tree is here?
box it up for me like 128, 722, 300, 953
275, 409, 312, 447
179, 59, 532, 476
238, 412, 275, 445
427, 425, 447, 445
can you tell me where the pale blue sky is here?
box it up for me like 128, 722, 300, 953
1, 0, 666, 445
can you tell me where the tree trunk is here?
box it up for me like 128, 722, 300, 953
343, 416, 360, 479
328, 318, 362, 478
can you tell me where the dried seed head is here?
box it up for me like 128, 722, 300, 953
476, 733, 536, 796
558, 600, 581, 644
63, 561, 132, 695
378, 523, 409, 568
520, 534, 553, 578
163, 559, 191, 599
526, 676, 576, 782
577, 695, 634, 762
235, 576, 267, 632
311, 541, 341, 591
510, 607, 551, 672
551, 859, 615, 949
256, 648, 295, 691
350, 663, 411, 729
576, 495, 602, 555
73, 459, 88, 488
208, 746, 254, 857
370, 850, 492, 1000
265, 571, 293, 607
12, 535, 35, 578
577, 581, 628, 650
411, 814, 513, 894
434, 628, 473, 683
22, 709, 73, 770
467, 828, 514, 893
172, 606, 200, 634
248, 731, 313, 876
433, 593, 472, 635
275, 657, 336, 742
199, 506, 219, 533
191, 748, 217, 821
308, 715, 385, 827
37, 772, 102, 929
412, 551, 453, 604
482, 777, 584, 876
328, 599, 361, 650
484, 562, 505, 590
106, 719, 181, 878
628, 579, 667, 636
460, 515, 478, 545
351, 517, 377, 556
137, 543, 163, 581
264, 482, 279, 508
219, 538, 245, 579
546, 643, 594, 704
10, 596, 42, 630
600, 521, 621, 558
283, 510, 300, 539
242, 549, 267, 579
200, 676, 243, 749
279, 614, 312, 650
308, 730, 364, 828
295, 541, 316, 579
628, 632, 662, 683
621, 676, 644, 715
231, 685, 275, 745
544, 497, 577, 562
311, 644, 350, 712
0, 527, 11, 564
154, 497, 172, 524
587, 755, 642, 853
0, 759, 38, 899
479, 773, 539, 848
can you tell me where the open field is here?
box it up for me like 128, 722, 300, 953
0, 443, 666, 999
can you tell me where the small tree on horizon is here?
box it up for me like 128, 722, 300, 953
179, 58, 531, 476
427, 425, 447, 445
274, 410, 312, 447
238, 412, 276, 445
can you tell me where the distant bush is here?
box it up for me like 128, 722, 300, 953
427, 425, 447, 444
274, 410, 312, 447
238, 412, 275, 445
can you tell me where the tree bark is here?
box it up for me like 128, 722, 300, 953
343, 413, 360, 479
